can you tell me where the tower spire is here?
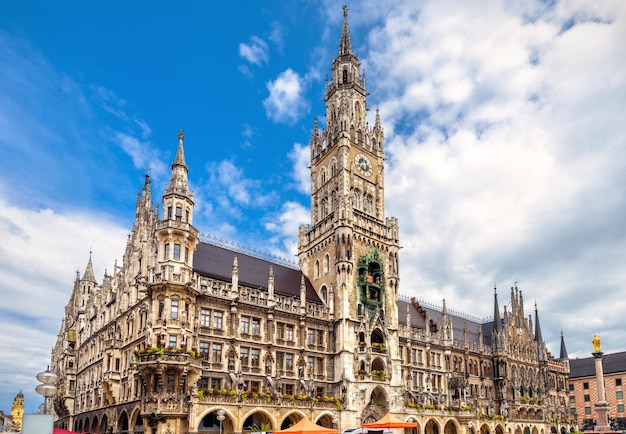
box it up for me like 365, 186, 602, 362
535, 302, 546, 361
339, 5, 353, 56
82, 251, 97, 283
168, 129, 190, 192
560, 330, 569, 360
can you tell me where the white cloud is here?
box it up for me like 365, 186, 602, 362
0, 196, 126, 411
361, 0, 626, 356
239, 36, 270, 66
263, 69, 309, 124
264, 201, 310, 257
288, 142, 310, 195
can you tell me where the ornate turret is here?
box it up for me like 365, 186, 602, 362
154, 130, 199, 281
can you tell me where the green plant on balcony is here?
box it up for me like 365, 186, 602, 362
335, 398, 342, 411
196, 390, 204, 401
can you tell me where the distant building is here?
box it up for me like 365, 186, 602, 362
48, 6, 570, 434
569, 351, 626, 430
10, 391, 24, 431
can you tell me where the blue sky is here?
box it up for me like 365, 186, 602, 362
1, 0, 625, 415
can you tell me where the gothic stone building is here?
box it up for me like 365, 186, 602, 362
49, 7, 570, 434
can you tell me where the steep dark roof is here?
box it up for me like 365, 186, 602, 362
397, 299, 428, 329
570, 351, 626, 378
193, 242, 321, 303
397, 298, 495, 346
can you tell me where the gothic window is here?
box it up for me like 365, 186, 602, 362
343, 68, 348, 83
314, 260, 320, 278
364, 194, 373, 214
251, 348, 260, 367
165, 372, 176, 393
321, 285, 328, 304
355, 101, 362, 124
251, 318, 261, 336
331, 192, 337, 212
323, 254, 330, 274
354, 190, 361, 209
285, 324, 294, 341
175, 206, 182, 221
212, 344, 222, 363
164, 243, 170, 260
331, 160, 337, 176
173, 243, 181, 260
171, 300, 179, 319
320, 169, 327, 185
240, 347, 249, 366
167, 206, 172, 220
200, 308, 211, 327
213, 311, 223, 329
200, 341, 209, 357
321, 198, 328, 219
168, 335, 177, 349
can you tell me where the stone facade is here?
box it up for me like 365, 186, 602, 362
48, 7, 570, 434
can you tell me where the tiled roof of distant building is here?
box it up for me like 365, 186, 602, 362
570, 351, 626, 378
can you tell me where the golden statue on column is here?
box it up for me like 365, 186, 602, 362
592, 334, 601, 353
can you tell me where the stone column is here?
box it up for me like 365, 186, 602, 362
592, 335, 611, 433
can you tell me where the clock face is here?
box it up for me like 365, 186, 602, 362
355, 153, 373, 176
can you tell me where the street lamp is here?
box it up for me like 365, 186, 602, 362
35, 366, 58, 415
217, 409, 225, 434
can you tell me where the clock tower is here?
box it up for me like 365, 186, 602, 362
298, 6, 401, 385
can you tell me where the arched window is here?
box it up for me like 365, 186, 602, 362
364, 195, 373, 214
320, 169, 327, 185
343, 68, 348, 83
321, 199, 328, 219
331, 192, 337, 212
314, 260, 320, 278
355, 101, 362, 124
331, 160, 337, 176
323, 254, 330, 274
321, 285, 328, 304
353, 190, 361, 210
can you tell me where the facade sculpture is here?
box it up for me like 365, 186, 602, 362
48, 7, 571, 434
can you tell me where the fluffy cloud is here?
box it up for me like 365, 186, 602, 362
0, 197, 126, 413
263, 69, 310, 124
239, 36, 270, 66
360, 0, 626, 356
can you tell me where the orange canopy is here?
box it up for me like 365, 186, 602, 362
362, 413, 418, 429
273, 417, 338, 434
